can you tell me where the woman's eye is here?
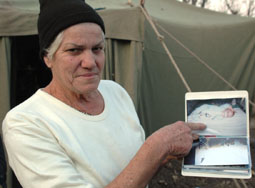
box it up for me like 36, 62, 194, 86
69, 48, 80, 52
92, 46, 103, 53
66, 48, 82, 54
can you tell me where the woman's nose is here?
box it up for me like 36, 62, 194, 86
81, 50, 96, 69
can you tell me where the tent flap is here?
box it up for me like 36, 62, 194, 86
0, 3, 38, 36
99, 7, 144, 42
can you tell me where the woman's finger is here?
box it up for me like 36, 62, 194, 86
187, 123, 206, 130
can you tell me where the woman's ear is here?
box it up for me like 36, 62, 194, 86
43, 56, 52, 68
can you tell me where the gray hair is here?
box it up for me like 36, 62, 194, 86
44, 31, 64, 60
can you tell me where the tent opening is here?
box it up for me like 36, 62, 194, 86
10, 35, 51, 108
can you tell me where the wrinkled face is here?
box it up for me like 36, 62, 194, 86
44, 23, 105, 95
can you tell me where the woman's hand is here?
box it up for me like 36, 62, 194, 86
152, 121, 206, 164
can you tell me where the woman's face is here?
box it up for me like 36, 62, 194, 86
45, 23, 105, 95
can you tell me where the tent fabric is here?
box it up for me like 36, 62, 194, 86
99, 8, 145, 42
138, 8, 255, 133
104, 39, 143, 109
0, 1, 38, 36
0, 1, 144, 40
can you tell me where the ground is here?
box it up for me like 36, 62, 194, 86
149, 118, 255, 188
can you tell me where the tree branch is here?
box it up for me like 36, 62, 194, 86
225, 0, 239, 15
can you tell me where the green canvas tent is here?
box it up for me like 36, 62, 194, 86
0, 0, 255, 187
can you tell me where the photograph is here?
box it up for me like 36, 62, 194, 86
184, 137, 249, 166
187, 98, 247, 136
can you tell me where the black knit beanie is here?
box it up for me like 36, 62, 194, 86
38, 0, 105, 59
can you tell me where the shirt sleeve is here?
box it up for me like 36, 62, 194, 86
2, 114, 94, 188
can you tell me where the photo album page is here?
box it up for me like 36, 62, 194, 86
182, 90, 252, 179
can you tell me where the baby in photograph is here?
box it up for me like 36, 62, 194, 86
188, 99, 246, 136
190, 103, 235, 121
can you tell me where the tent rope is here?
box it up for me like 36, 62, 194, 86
157, 23, 236, 90
140, 5, 191, 92
139, 5, 255, 108
140, 0, 145, 7
156, 23, 255, 108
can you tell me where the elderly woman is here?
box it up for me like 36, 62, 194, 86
2, 0, 205, 187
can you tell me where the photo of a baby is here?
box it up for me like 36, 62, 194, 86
187, 98, 247, 136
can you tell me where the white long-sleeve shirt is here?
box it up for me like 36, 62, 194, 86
2, 80, 145, 188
